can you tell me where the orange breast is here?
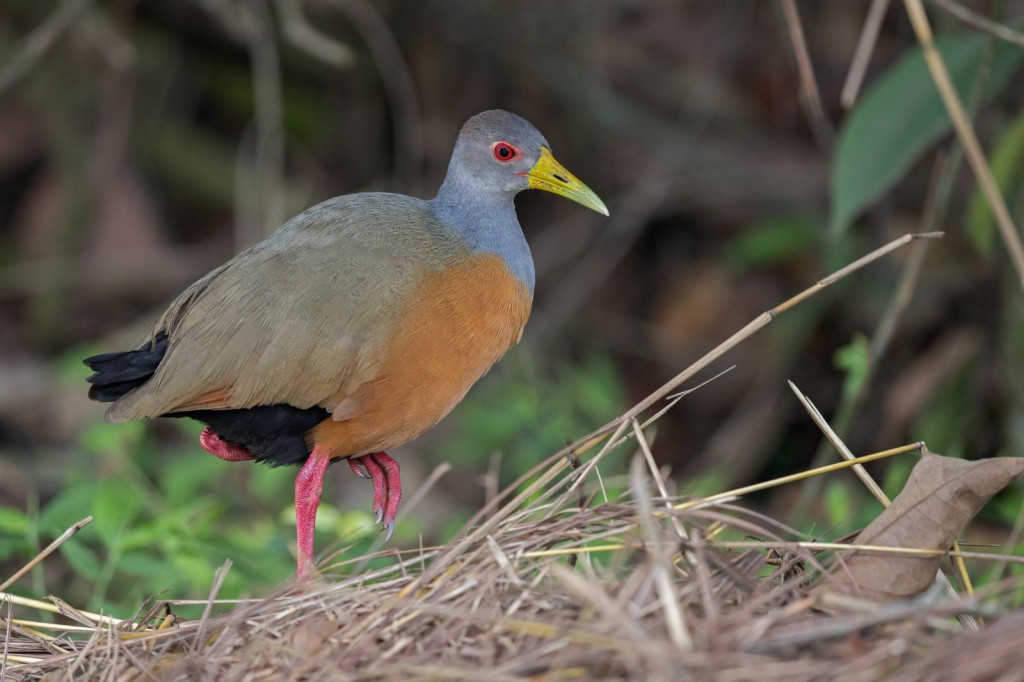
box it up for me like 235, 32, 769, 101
309, 252, 532, 457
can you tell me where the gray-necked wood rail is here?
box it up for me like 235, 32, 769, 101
84, 110, 608, 580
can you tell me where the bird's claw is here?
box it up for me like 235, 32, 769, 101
349, 452, 402, 539
347, 458, 370, 480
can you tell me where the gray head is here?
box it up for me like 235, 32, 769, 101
437, 110, 549, 199
436, 110, 608, 215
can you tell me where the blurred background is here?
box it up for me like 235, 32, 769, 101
2, 0, 1024, 612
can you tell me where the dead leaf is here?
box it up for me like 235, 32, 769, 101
819, 452, 1024, 602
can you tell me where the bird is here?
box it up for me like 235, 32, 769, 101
84, 110, 608, 581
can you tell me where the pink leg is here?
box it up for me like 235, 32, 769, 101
374, 453, 402, 539
357, 455, 388, 524
348, 452, 402, 540
199, 427, 254, 462
294, 449, 331, 581
347, 458, 370, 479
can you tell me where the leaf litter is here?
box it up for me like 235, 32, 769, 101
4, 231, 1023, 680
0, 443, 1021, 680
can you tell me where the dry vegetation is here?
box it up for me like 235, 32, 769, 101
5, 235, 1024, 680
2, 443, 1023, 680
4, 0, 1024, 679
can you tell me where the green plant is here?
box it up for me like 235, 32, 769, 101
0, 346, 626, 615
435, 346, 626, 489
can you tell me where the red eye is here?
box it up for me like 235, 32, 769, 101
493, 141, 519, 162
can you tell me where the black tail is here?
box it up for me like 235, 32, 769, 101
84, 333, 169, 403
84, 330, 328, 467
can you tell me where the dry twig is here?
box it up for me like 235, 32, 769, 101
903, 0, 1024, 289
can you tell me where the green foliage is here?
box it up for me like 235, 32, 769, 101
0, 348, 624, 615
912, 354, 980, 458
680, 469, 728, 500
800, 479, 864, 540
822, 479, 853, 532
967, 112, 1024, 255
725, 214, 818, 273
821, 479, 885, 535
27, 450, 281, 611
437, 347, 625, 486
830, 33, 1024, 236
834, 334, 870, 403
0, 507, 30, 566
881, 456, 914, 502
0, 507, 28, 535
1, 423, 383, 614
816, 457, 913, 539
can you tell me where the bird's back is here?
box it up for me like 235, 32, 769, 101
84, 109, 608, 581
88, 190, 532, 459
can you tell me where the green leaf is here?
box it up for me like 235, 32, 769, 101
882, 456, 914, 501
831, 33, 1024, 236
93, 479, 144, 545
55, 345, 97, 382
248, 463, 292, 506
0, 537, 27, 561
80, 420, 146, 457
39, 483, 97, 536
834, 334, 870, 402
161, 451, 223, 504
824, 481, 853, 530
332, 509, 377, 541
726, 215, 818, 272
120, 502, 214, 552
682, 470, 727, 499
60, 538, 101, 578
120, 521, 163, 550
171, 554, 215, 585
0, 507, 28, 535
572, 353, 625, 417
967, 112, 1024, 255
118, 551, 178, 582
914, 357, 978, 455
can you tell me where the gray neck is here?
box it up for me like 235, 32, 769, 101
430, 179, 535, 291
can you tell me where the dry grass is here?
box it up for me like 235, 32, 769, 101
2, 2, 1023, 677
3, 231, 1024, 680
2, 444, 1022, 681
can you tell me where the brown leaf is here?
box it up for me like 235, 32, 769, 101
821, 452, 1024, 601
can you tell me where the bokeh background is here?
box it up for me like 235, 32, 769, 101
2, 0, 1024, 613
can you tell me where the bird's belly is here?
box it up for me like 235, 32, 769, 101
310, 253, 532, 457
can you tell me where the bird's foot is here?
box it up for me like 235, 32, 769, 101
347, 458, 370, 479
295, 449, 330, 581
199, 427, 255, 462
347, 452, 402, 540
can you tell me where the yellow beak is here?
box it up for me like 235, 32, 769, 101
523, 147, 609, 216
